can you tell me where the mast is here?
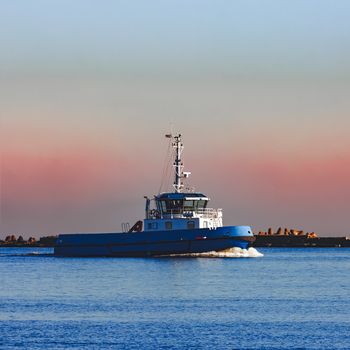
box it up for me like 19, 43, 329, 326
173, 134, 184, 193
165, 133, 187, 193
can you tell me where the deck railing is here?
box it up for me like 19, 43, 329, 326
149, 208, 222, 219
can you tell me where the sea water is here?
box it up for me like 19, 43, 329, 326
0, 247, 349, 349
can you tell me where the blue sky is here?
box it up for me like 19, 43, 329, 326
1, 0, 350, 237
2, 0, 350, 78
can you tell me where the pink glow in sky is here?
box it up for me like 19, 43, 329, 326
1, 1, 350, 237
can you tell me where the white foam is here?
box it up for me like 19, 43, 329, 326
163, 247, 263, 258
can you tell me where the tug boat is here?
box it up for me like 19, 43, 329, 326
54, 133, 255, 257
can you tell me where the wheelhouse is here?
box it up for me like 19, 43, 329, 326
156, 192, 209, 216
143, 133, 223, 232
144, 192, 223, 231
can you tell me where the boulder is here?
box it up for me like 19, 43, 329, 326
307, 232, 318, 239
5, 235, 17, 242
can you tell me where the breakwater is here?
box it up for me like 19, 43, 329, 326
253, 235, 350, 247
252, 227, 350, 247
0, 235, 57, 247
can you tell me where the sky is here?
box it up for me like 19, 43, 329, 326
1, 0, 350, 237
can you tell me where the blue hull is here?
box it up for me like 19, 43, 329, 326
54, 226, 254, 257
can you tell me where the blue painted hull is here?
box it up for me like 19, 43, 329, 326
54, 226, 254, 257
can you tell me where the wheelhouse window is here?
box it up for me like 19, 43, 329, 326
184, 200, 194, 211
158, 197, 208, 215
161, 200, 183, 214
160, 201, 167, 213
194, 200, 208, 211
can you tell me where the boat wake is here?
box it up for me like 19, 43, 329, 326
159, 247, 263, 258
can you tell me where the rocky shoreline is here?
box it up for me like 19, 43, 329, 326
253, 235, 350, 247
0, 235, 57, 247
253, 227, 350, 247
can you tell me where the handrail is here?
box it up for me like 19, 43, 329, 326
147, 208, 222, 219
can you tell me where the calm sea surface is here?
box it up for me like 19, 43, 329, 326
0, 247, 349, 349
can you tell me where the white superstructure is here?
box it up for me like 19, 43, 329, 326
144, 133, 223, 231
